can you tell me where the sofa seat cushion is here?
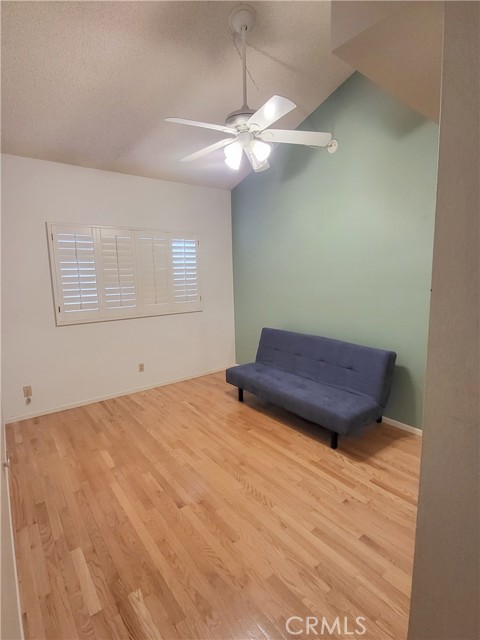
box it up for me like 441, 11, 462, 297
226, 363, 381, 436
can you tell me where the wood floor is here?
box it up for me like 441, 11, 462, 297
6, 372, 421, 640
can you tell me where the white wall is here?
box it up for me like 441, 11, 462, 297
408, 3, 479, 639
1, 156, 24, 639
1, 155, 235, 421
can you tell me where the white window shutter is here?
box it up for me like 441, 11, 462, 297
48, 223, 202, 325
170, 235, 201, 311
98, 227, 137, 316
49, 224, 100, 324
135, 231, 171, 314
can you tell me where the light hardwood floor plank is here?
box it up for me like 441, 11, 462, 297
6, 371, 421, 640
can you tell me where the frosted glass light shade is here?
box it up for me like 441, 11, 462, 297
251, 140, 271, 162
224, 142, 242, 170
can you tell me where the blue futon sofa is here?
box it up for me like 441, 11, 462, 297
226, 328, 396, 449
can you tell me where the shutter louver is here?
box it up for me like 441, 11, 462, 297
171, 237, 200, 306
99, 228, 137, 313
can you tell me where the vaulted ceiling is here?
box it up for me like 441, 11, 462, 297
1, 1, 353, 190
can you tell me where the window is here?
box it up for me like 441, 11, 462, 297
48, 223, 201, 325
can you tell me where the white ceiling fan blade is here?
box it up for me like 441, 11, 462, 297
244, 143, 270, 173
165, 117, 236, 135
181, 138, 236, 162
258, 129, 332, 147
246, 95, 296, 132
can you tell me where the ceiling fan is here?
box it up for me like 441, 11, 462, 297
165, 4, 338, 173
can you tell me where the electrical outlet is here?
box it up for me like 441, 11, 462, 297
23, 385, 32, 398
138, 363, 144, 373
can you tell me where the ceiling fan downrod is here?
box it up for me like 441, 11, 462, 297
241, 25, 248, 110
226, 5, 257, 126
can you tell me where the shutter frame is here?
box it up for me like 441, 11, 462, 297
135, 230, 172, 314
49, 223, 101, 325
97, 227, 138, 318
169, 233, 202, 312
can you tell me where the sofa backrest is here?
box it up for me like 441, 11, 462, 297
255, 328, 396, 408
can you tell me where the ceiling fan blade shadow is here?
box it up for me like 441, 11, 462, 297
258, 129, 332, 147
244, 143, 270, 172
166, 117, 236, 135
181, 138, 236, 162
247, 96, 296, 132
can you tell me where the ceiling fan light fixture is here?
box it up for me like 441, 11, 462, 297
251, 140, 271, 163
166, 5, 334, 174
224, 141, 243, 170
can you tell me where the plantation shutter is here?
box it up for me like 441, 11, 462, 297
171, 235, 201, 310
50, 225, 100, 323
48, 223, 202, 325
98, 227, 137, 316
135, 230, 171, 313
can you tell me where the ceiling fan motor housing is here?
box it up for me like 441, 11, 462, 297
225, 108, 256, 128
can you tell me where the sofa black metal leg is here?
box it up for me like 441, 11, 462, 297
238, 388, 244, 402
376, 416, 382, 423
330, 432, 338, 449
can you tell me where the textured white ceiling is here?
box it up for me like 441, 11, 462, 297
1, 1, 353, 190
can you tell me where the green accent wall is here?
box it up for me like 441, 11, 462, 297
231, 73, 439, 428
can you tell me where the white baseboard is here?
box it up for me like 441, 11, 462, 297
383, 416, 423, 436
6, 370, 423, 441
5, 366, 231, 424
